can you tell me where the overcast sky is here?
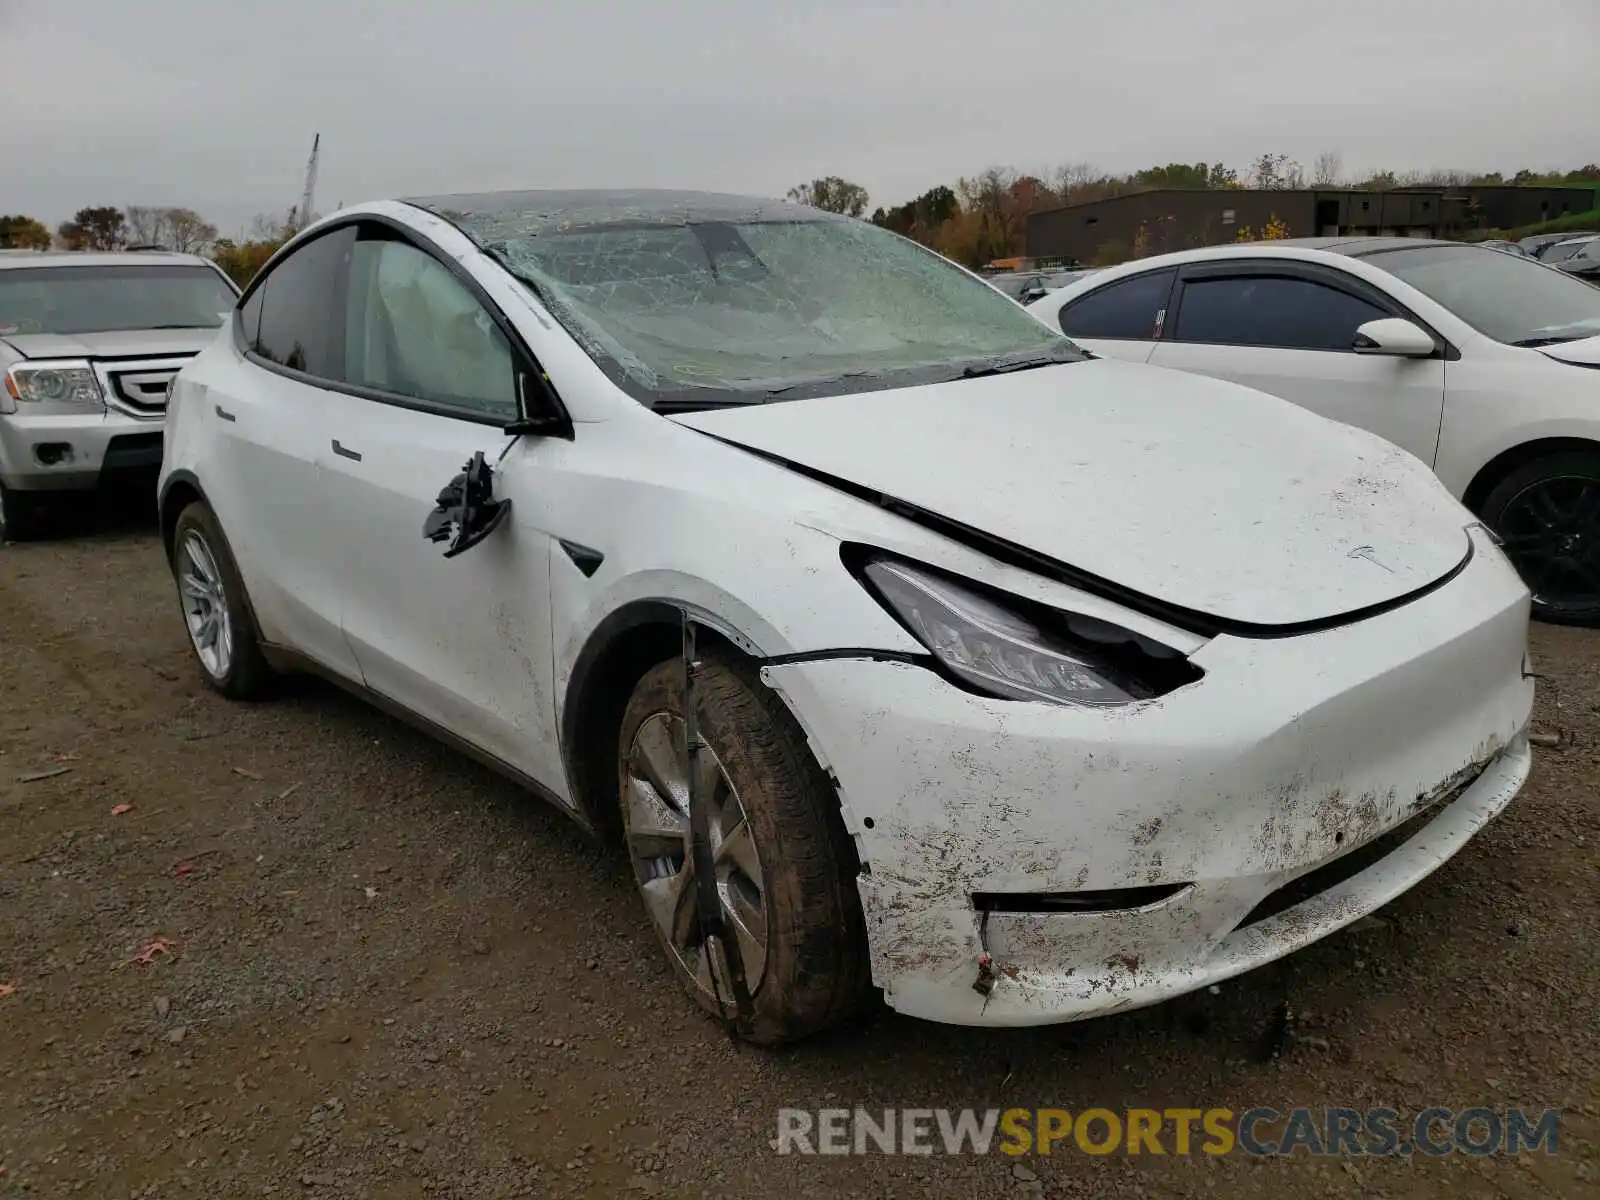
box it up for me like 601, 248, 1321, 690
3, 0, 1596, 236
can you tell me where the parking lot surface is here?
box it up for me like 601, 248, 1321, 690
1, 500, 1596, 1198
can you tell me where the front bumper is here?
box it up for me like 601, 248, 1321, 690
0, 408, 164, 491
762, 527, 1534, 1027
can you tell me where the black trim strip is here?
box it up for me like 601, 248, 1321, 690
758, 648, 929, 668
973, 883, 1189, 914
686, 430, 1476, 641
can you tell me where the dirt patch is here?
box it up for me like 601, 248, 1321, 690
0, 500, 1596, 1198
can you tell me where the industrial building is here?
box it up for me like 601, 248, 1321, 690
1026, 185, 1598, 265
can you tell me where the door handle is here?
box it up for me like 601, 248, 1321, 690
214, 404, 237, 422
331, 439, 362, 462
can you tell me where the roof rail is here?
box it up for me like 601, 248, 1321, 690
125, 243, 167, 252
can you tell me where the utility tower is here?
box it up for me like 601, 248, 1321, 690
289, 134, 320, 232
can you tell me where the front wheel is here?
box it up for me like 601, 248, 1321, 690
171, 501, 274, 697
616, 653, 871, 1044
1480, 450, 1600, 625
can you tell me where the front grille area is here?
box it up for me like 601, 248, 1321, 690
1232, 761, 1491, 931
107, 368, 179, 415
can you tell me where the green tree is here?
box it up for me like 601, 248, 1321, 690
787, 177, 870, 218
873, 185, 960, 240
57, 206, 127, 250
208, 237, 282, 287
1134, 162, 1238, 189
0, 214, 51, 249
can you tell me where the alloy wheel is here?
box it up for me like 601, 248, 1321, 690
178, 531, 235, 679
622, 711, 769, 997
1496, 474, 1600, 614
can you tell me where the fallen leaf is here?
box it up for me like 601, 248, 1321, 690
111, 803, 134, 816
175, 864, 194, 876
231, 767, 264, 781
129, 937, 176, 965
364, 886, 378, 900
49, 752, 81, 763
0, 982, 16, 998
274, 783, 301, 801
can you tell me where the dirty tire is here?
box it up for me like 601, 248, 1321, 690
0, 483, 42, 543
171, 500, 274, 699
617, 653, 871, 1045
1479, 450, 1600, 626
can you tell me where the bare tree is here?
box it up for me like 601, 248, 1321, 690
123, 206, 219, 253
125, 206, 167, 246
164, 208, 218, 253
1312, 151, 1344, 186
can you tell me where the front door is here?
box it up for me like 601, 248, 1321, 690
315, 225, 566, 796
201, 226, 362, 680
1146, 266, 1447, 464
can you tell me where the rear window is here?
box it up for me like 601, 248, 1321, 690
0, 264, 238, 336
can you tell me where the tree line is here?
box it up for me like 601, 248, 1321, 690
0, 206, 306, 285
6, 156, 1599, 282
793, 156, 1600, 266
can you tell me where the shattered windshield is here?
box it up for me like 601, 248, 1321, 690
420, 193, 1081, 408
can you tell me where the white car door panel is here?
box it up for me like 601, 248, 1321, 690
203, 229, 362, 680
318, 228, 565, 797
315, 401, 563, 794
1146, 342, 1446, 464
1147, 268, 1447, 464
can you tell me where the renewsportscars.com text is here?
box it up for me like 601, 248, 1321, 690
773, 1106, 1561, 1157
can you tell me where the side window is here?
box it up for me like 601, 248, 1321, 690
343, 234, 518, 421
1058, 270, 1174, 340
1171, 275, 1387, 351
236, 286, 263, 350
252, 227, 355, 378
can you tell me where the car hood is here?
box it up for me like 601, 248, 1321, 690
1539, 334, 1600, 367
0, 328, 221, 361
670, 359, 1474, 630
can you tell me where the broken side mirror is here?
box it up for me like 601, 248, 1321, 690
422, 450, 512, 558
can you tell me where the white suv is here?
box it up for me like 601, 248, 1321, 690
0, 250, 240, 539
152, 192, 1533, 1044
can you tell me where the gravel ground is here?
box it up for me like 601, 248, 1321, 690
1, 495, 1596, 1199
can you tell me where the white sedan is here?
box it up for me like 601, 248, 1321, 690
159, 192, 1533, 1043
1028, 239, 1600, 623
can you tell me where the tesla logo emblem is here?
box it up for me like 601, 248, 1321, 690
1347, 545, 1394, 573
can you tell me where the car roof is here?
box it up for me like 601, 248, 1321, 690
0, 250, 213, 271
400, 187, 831, 235
1060, 238, 1467, 278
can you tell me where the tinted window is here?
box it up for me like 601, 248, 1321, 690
1059, 270, 1174, 340
1172, 275, 1386, 351
0, 264, 237, 337
252, 227, 354, 377
343, 235, 519, 421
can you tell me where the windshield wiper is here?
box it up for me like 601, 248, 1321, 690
960, 352, 1078, 379
1512, 336, 1592, 348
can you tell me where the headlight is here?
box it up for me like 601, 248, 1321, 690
858, 557, 1202, 707
3, 360, 106, 410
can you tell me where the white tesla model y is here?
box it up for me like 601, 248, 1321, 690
159, 191, 1534, 1043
